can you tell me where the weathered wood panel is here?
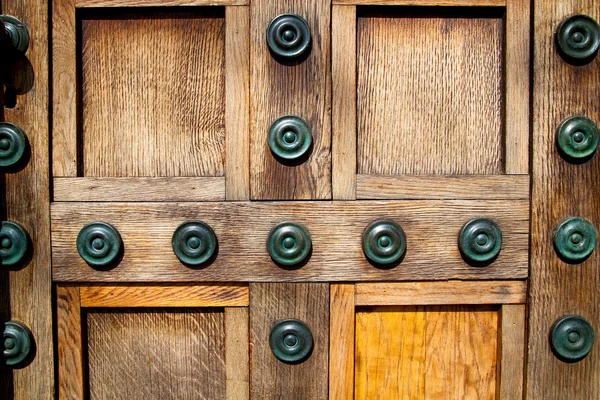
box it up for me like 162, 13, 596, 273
225, 307, 249, 400
51, 200, 529, 282
355, 306, 498, 399
3, 0, 54, 397
357, 8, 503, 175
249, 283, 329, 399
528, 1, 600, 398
250, 0, 332, 199
329, 284, 355, 400
81, 8, 225, 177
87, 309, 226, 399
57, 286, 85, 399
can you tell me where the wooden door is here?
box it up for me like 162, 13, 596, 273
1, 0, 599, 398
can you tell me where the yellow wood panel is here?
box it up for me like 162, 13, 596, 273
356, 306, 498, 399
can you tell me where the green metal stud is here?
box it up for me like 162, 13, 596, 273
172, 221, 217, 266
556, 14, 600, 65
0, 221, 29, 267
76, 222, 123, 268
458, 218, 502, 265
268, 116, 312, 161
556, 116, 599, 161
267, 222, 311, 267
0, 122, 27, 169
551, 315, 595, 362
266, 14, 311, 60
269, 319, 313, 363
553, 217, 596, 263
3, 321, 32, 366
1, 15, 30, 54
362, 219, 407, 266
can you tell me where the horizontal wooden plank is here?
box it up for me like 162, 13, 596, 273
51, 201, 528, 282
357, 175, 529, 200
76, 0, 247, 7
334, 0, 504, 5
53, 177, 225, 202
80, 284, 249, 307
355, 281, 527, 306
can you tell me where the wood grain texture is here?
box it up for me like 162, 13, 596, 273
225, 307, 249, 400
51, 200, 529, 282
57, 286, 85, 400
332, 5, 357, 200
81, 9, 225, 177
355, 306, 498, 399
3, 0, 55, 397
505, 0, 530, 174
357, 174, 530, 200
249, 283, 329, 399
87, 308, 226, 399
53, 177, 225, 201
497, 304, 525, 400
80, 284, 249, 307
77, 0, 247, 6
355, 281, 527, 306
330, 284, 355, 400
528, 1, 600, 399
52, 0, 77, 176
225, 6, 250, 200
250, 0, 332, 199
335, 0, 504, 4
357, 8, 504, 175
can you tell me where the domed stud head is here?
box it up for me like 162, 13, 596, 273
555, 14, 600, 65
266, 14, 311, 61
3, 321, 32, 367
1, 14, 30, 54
0, 122, 27, 169
269, 319, 313, 364
556, 116, 599, 162
0, 221, 29, 267
268, 116, 312, 162
172, 221, 217, 266
362, 219, 407, 266
76, 222, 123, 268
553, 217, 596, 263
458, 218, 502, 265
267, 222, 311, 267
551, 315, 595, 363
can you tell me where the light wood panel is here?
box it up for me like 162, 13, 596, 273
355, 281, 527, 306
497, 304, 525, 400
57, 286, 85, 400
52, 0, 77, 176
357, 8, 503, 175
250, 0, 332, 199
81, 9, 225, 177
330, 284, 355, 400
225, 6, 250, 200
79, 284, 249, 307
335, 0, 504, 4
528, 1, 600, 398
87, 308, 226, 399
250, 283, 329, 399
51, 200, 529, 282
332, 5, 357, 200
355, 305, 498, 399
357, 175, 530, 200
225, 307, 249, 400
505, 0, 530, 174
77, 0, 247, 6
4, 0, 55, 397
53, 177, 225, 201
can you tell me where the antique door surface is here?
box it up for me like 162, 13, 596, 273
1, 0, 599, 398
